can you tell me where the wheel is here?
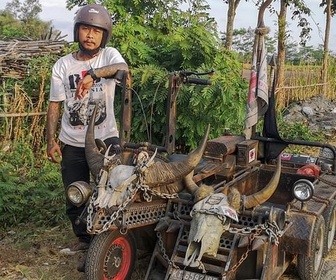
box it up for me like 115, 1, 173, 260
85, 230, 136, 280
323, 199, 336, 256
297, 216, 325, 280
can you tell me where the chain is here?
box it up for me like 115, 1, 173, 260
317, 175, 336, 188
154, 218, 283, 279
156, 231, 179, 269
222, 221, 283, 277
312, 194, 330, 205
222, 228, 262, 279
86, 189, 97, 232
140, 184, 178, 201
288, 201, 319, 216
288, 194, 330, 216
192, 208, 227, 223
87, 151, 179, 234
87, 182, 141, 234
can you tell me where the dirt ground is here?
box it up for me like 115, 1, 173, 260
0, 223, 151, 280
1, 222, 336, 280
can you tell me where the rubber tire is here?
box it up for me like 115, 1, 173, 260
85, 230, 136, 280
323, 199, 336, 256
297, 215, 325, 280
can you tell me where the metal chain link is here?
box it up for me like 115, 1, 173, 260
87, 182, 141, 234
289, 194, 330, 216
156, 231, 179, 269
86, 153, 178, 234
87, 182, 176, 235
222, 228, 262, 279
154, 214, 283, 279
317, 175, 336, 188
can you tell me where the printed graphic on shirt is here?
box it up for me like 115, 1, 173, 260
66, 70, 106, 127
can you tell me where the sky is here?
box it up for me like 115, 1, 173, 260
0, 0, 335, 51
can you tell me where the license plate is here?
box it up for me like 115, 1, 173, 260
169, 268, 219, 280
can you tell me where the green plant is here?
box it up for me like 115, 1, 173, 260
0, 141, 64, 228
277, 119, 323, 142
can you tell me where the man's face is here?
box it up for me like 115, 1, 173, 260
78, 24, 104, 50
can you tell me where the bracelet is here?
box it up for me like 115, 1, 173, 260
86, 68, 98, 81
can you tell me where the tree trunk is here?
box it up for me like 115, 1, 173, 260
225, 0, 241, 50
322, 0, 331, 97
276, 1, 287, 109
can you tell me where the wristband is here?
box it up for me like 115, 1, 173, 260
86, 68, 98, 81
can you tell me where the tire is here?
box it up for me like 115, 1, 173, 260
297, 215, 325, 280
323, 199, 336, 256
85, 230, 137, 280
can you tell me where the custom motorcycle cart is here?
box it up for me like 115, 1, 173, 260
59, 0, 336, 277
65, 68, 336, 280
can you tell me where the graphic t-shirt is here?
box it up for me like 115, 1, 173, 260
49, 47, 126, 147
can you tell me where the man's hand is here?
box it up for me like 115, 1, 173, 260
75, 75, 94, 99
47, 139, 62, 163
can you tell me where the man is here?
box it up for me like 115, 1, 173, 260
46, 3, 128, 271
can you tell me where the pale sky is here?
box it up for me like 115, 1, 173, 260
0, 0, 335, 51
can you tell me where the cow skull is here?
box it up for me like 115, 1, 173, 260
183, 156, 282, 269
184, 193, 238, 268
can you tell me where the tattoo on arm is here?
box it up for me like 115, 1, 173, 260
94, 63, 129, 79
46, 102, 60, 144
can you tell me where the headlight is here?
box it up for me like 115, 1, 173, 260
66, 181, 92, 207
292, 179, 314, 201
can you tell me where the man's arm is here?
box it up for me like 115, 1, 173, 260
76, 62, 129, 99
91, 62, 128, 79
46, 101, 62, 163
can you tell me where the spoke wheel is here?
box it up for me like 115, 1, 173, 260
297, 216, 325, 280
86, 230, 136, 280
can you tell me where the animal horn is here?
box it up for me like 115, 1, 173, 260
183, 171, 198, 194
244, 157, 281, 209
142, 125, 210, 187
85, 105, 105, 177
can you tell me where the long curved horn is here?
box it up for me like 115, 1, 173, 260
183, 170, 198, 194
85, 105, 104, 177
244, 157, 281, 209
142, 125, 210, 187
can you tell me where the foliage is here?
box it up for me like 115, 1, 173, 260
225, 27, 277, 63
223, 27, 328, 65
277, 114, 323, 142
0, 0, 54, 40
0, 140, 64, 228
320, 0, 336, 16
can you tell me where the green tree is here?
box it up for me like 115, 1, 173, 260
0, 0, 52, 40
225, 27, 277, 63
320, 0, 336, 96
223, 0, 244, 50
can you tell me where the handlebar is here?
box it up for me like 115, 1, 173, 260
184, 77, 212, 85
178, 70, 213, 86
123, 142, 167, 153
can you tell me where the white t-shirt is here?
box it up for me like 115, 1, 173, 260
49, 47, 127, 147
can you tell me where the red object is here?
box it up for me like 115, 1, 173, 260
297, 164, 321, 176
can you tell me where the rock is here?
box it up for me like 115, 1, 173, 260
302, 106, 314, 117
283, 95, 336, 133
